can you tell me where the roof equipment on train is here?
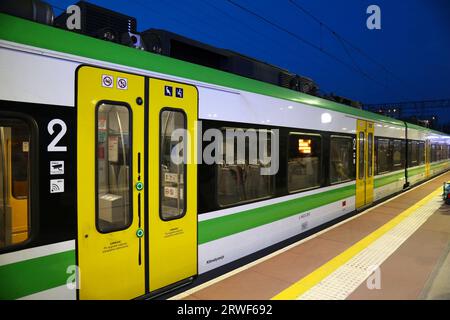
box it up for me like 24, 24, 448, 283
1, 0, 319, 96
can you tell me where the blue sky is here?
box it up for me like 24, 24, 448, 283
50, 0, 450, 105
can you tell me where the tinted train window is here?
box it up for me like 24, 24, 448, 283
392, 140, 403, 169
217, 128, 275, 206
96, 104, 132, 233
436, 144, 441, 161
0, 119, 30, 249
431, 144, 437, 162
376, 138, 390, 174
418, 142, 425, 165
408, 141, 419, 167
330, 136, 354, 184
438, 145, 446, 161
288, 133, 321, 192
160, 109, 187, 220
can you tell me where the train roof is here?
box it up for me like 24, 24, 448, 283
0, 13, 447, 137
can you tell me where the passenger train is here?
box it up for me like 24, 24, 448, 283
0, 1, 449, 300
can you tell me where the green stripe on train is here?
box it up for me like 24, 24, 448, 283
198, 167, 436, 244
0, 13, 403, 126
198, 184, 355, 244
374, 166, 430, 189
431, 161, 449, 170
374, 171, 405, 188
0, 250, 75, 300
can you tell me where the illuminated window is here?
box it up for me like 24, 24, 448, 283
96, 103, 132, 233
160, 109, 186, 220
298, 139, 312, 154
0, 118, 31, 248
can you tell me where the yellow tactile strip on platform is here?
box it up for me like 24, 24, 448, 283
272, 187, 443, 300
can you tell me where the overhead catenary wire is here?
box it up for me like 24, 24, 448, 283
287, 0, 425, 99
224, 0, 399, 94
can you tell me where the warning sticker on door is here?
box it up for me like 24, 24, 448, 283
102, 74, 114, 88
50, 179, 64, 193
117, 77, 128, 90
50, 161, 64, 175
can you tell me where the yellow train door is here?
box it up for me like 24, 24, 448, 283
77, 66, 146, 299
148, 78, 198, 292
356, 120, 374, 209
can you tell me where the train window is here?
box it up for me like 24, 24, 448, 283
358, 132, 364, 179
418, 142, 425, 165
0, 119, 30, 249
439, 145, 446, 161
330, 136, 354, 184
431, 144, 437, 162
288, 133, 321, 192
368, 133, 373, 177
376, 138, 390, 174
160, 109, 186, 220
217, 128, 275, 206
408, 141, 419, 167
96, 104, 132, 233
392, 140, 403, 168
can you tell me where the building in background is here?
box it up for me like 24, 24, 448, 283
364, 99, 450, 133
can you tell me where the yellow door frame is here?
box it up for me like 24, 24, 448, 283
356, 119, 374, 209
77, 66, 146, 299
148, 78, 198, 292
365, 122, 375, 204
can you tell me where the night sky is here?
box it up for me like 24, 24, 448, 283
50, 0, 450, 105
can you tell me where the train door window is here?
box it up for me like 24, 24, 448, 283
217, 128, 275, 206
368, 133, 373, 177
358, 132, 364, 179
418, 142, 425, 165
376, 138, 390, 174
0, 119, 30, 249
160, 109, 186, 220
392, 140, 403, 169
288, 133, 321, 192
330, 136, 354, 184
96, 103, 132, 233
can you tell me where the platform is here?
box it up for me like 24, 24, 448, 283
172, 171, 450, 300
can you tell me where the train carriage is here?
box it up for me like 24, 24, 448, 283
0, 6, 449, 300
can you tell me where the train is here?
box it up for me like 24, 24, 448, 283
0, 1, 449, 300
